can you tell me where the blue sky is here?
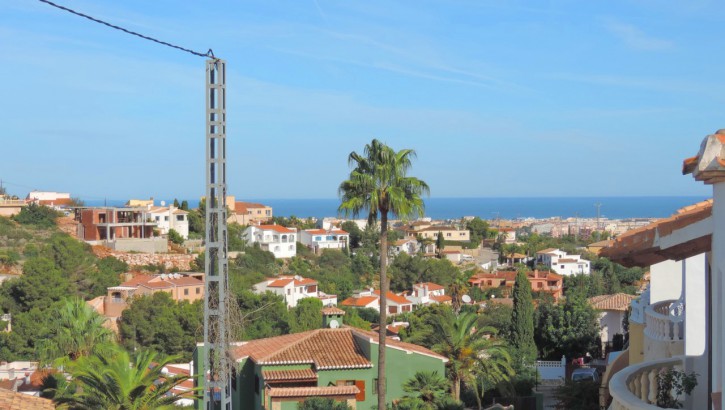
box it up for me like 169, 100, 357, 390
0, 0, 722, 200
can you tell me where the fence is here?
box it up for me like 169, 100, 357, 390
536, 356, 566, 380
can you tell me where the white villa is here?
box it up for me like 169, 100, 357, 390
535, 248, 591, 275
405, 282, 452, 307
147, 206, 189, 239
242, 224, 297, 258
599, 130, 725, 410
252, 276, 336, 308
299, 228, 349, 253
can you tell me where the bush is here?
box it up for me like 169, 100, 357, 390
12, 204, 60, 228
168, 229, 184, 245
299, 397, 351, 410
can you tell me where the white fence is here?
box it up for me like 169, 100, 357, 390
536, 356, 566, 380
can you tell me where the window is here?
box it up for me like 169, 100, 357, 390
560, 265, 565, 269
446, 233, 452, 237
196, 287, 200, 294
289, 245, 294, 251
164, 216, 169, 221
155, 216, 160, 221
184, 289, 189, 295
315, 236, 322, 241
287, 289, 291, 295
176, 215, 184, 221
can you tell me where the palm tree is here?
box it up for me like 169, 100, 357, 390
53, 348, 192, 410
339, 139, 429, 409
429, 311, 514, 403
39, 298, 116, 367
402, 371, 449, 408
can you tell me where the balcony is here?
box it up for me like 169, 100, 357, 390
644, 299, 683, 341
609, 356, 683, 410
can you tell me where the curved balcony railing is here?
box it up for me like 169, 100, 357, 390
609, 356, 683, 410
644, 299, 683, 341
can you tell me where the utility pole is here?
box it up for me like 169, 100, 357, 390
203, 58, 231, 410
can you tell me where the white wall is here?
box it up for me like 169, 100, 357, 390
649, 259, 684, 304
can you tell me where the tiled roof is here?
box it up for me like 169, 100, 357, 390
122, 274, 203, 289
430, 295, 452, 303
373, 290, 412, 305
262, 368, 317, 382
683, 130, 725, 184
267, 278, 294, 288
419, 226, 458, 232
257, 225, 295, 233
415, 282, 444, 291
507, 253, 527, 259
536, 248, 558, 254
341, 296, 378, 307
321, 306, 346, 316
0, 388, 55, 410
267, 385, 359, 398
588, 239, 614, 248
441, 250, 461, 254
600, 200, 712, 267
230, 328, 373, 369
350, 328, 448, 361
295, 278, 317, 286
588, 293, 637, 312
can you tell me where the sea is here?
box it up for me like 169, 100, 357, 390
84, 196, 709, 221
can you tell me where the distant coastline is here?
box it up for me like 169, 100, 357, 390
83, 196, 709, 221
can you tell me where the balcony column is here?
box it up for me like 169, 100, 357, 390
715, 182, 725, 408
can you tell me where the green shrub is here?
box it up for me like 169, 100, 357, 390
12, 203, 60, 228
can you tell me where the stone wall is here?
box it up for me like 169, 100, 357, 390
92, 246, 195, 270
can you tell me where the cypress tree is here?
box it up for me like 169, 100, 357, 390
510, 270, 537, 363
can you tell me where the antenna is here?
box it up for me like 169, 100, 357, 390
594, 203, 602, 231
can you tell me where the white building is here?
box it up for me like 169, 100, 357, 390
391, 238, 419, 255
243, 225, 297, 259
147, 206, 189, 239
406, 282, 451, 307
600, 130, 725, 410
588, 293, 636, 347
252, 275, 336, 308
299, 228, 349, 253
535, 248, 590, 275
340, 288, 414, 316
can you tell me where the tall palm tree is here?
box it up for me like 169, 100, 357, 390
339, 139, 429, 409
429, 311, 514, 403
53, 348, 192, 410
39, 298, 116, 367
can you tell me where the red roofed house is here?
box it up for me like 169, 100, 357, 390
468, 270, 564, 300
243, 225, 297, 258
193, 310, 447, 410
588, 293, 637, 349
535, 248, 591, 275
103, 272, 204, 317
228, 197, 273, 225
340, 288, 413, 315
253, 275, 337, 308
299, 228, 349, 253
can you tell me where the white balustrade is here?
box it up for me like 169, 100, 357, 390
609, 356, 684, 410
644, 299, 684, 341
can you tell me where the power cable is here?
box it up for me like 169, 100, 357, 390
38, 0, 214, 58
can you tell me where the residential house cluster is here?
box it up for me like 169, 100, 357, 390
467, 269, 564, 300
399, 221, 471, 243
535, 248, 591, 275
243, 225, 350, 259
227, 196, 273, 226
252, 276, 337, 308
340, 282, 451, 315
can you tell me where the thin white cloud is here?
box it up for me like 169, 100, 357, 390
604, 21, 674, 51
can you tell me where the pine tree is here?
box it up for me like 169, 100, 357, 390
510, 270, 537, 363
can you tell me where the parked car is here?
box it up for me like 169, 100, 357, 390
571, 367, 600, 383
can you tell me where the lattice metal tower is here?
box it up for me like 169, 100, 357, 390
203, 58, 232, 410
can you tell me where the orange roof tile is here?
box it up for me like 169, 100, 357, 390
304, 229, 349, 235
430, 295, 452, 303
536, 248, 559, 254
350, 328, 448, 361
322, 306, 346, 316
601, 200, 712, 267
231, 328, 372, 369
0, 388, 55, 410
262, 368, 317, 382
341, 296, 378, 307
257, 225, 296, 233
588, 293, 637, 312
416, 282, 444, 291
294, 278, 317, 286
683, 130, 725, 184
267, 385, 359, 398
267, 278, 295, 288
373, 290, 412, 305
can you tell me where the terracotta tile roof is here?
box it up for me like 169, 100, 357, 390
588, 293, 637, 312
234, 201, 268, 214
267, 278, 294, 288
125, 274, 203, 289
0, 388, 55, 410
588, 239, 614, 248
373, 290, 412, 305
321, 306, 346, 316
230, 328, 373, 370
0, 380, 16, 391
350, 328, 448, 361
341, 296, 378, 307
536, 248, 558, 254
257, 225, 296, 233
415, 282, 444, 291
304, 229, 348, 235
262, 368, 317, 382
267, 385, 359, 398
294, 278, 317, 286
601, 200, 712, 267
507, 253, 527, 259
683, 130, 725, 184
419, 226, 458, 232
430, 295, 452, 303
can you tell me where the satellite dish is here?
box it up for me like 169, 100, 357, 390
329, 319, 339, 328
160, 200, 166, 206
461, 295, 472, 304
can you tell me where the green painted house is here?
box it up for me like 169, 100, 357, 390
194, 307, 447, 410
